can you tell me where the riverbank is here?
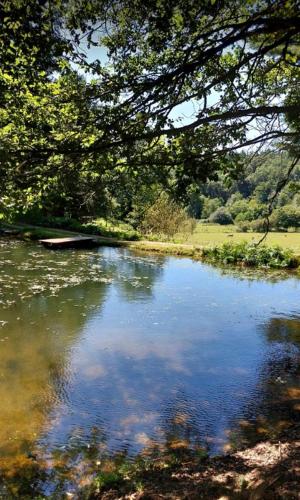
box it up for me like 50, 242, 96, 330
1, 429, 299, 498
1, 222, 205, 257
2, 222, 300, 270
7, 219, 300, 251
90, 430, 300, 499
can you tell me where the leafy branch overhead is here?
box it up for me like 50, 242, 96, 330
0, 0, 300, 214
57, 1, 300, 150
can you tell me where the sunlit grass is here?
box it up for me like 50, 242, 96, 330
173, 223, 300, 254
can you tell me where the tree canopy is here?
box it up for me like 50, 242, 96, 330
1, 0, 300, 217
66, 0, 300, 149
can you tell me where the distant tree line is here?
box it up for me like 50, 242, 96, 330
186, 152, 300, 231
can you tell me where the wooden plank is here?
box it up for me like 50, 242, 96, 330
39, 236, 98, 249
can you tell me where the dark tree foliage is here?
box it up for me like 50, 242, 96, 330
1, 0, 300, 217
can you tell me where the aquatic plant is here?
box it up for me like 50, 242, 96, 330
202, 242, 298, 269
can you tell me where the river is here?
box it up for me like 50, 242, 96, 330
0, 238, 299, 495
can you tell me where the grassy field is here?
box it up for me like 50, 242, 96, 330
172, 223, 300, 253
4, 220, 300, 259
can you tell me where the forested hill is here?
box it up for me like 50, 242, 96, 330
188, 152, 300, 230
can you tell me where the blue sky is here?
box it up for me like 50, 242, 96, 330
76, 39, 258, 147
78, 41, 219, 126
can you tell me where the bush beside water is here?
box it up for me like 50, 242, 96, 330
202, 242, 298, 269
140, 193, 196, 239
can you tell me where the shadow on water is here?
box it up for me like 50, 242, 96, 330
0, 239, 299, 497
226, 315, 300, 451
0, 282, 108, 474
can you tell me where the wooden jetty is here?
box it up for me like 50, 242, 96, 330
39, 236, 98, 249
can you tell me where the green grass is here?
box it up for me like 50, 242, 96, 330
172, 223, 300, 254
16, 216, 140, 241
21, 227, 72, 240
0, 223, 72, 241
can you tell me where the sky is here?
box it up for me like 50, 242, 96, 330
74, 35, 259, 147
76, 41, 219, 126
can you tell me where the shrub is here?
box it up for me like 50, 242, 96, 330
235, 219, 269, 233
249, 218, 269, 233
201, 197, 222, 218
232, 200, 266, 223
269, 206, 300, 230
202, 242, 298, 268
140, 193, 196, 238
227, 199, 249, 219
80, 218, 140, 240
235, 221, 251, 233
209, 207, 233, 225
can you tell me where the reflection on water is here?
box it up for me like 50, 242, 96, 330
228, 316, 300, 450
0, 239, 300, 494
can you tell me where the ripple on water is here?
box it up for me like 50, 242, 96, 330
0, 238, 299, 494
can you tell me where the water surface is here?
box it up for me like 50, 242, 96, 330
0, 238, 299, 492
